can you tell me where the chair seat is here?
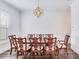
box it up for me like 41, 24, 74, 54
18, 47, 32, 53
56, 43, 66, 48
62, 44, 66, 48
46, 46, 55, 51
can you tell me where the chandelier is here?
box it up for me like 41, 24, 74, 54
33, 0, 43, 17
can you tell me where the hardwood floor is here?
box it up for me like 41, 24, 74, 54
0, 50, 79, 59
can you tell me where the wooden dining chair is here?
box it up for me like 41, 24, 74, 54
44, 35, 60, 59
27, 34, 36, 53
29, 37, 40, 56
57, 35, 70, 55
8, 35, 16, 55
14, 37, 27, 59
36, 34, 46, 56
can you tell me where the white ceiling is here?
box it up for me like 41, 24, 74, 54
1, 0, 72, 11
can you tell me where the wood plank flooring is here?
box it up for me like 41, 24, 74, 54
0, 50, 79, 59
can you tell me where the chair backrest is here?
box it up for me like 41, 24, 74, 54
48, 37, 56, 46
45, 34, 53, 38
8, 35, 16, 48
44, 37, 57, 51
44, 34, 53, 43
36, 34, 44, 38
28, 35, 41, 51
64, 35, 70, 45
36, 34, 44, 42
27, 34, 35, 39
14, 37, 27, 51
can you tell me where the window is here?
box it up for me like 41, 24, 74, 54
0, 11, 9, 27
0, 10, 10, 40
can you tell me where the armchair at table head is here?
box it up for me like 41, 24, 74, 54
57, 35, 70, 55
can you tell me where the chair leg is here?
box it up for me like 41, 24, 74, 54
30, 51, 33, 59
64, 48, 68, 56
22, 53, 26, 59
54, 50, 56, 59
58, 49, 60, 59
16, 51, 19, 59
10, 48, 12, 55
54, 50, 60, 59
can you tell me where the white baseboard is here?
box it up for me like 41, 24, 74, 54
71, 45, 79, 55
0, 40, 10, 54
